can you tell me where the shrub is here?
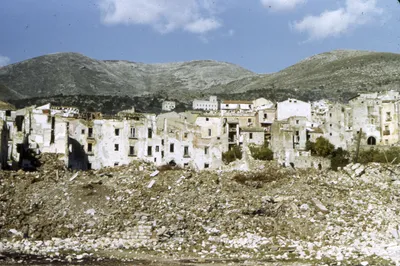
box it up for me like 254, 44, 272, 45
315, 137, 335, 157
330, 147, 350, 170
222, 145, 242, 164
249, 143, 273, 161
306, 140, 316, 155
358, 147, 400, 164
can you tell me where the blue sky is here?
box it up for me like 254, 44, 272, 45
0, 0, 398, 73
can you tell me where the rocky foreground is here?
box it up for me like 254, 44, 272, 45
1, 155, 400, 265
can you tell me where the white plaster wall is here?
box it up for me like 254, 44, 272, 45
193, 100, 218, 110
277, 99, 311, 121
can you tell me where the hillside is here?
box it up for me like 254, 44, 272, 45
0, 52, 255, 100
1, 50, 400, 111
207, 50, 400, 102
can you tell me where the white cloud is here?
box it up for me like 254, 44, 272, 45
261, 0, 306, 11
99, 0, 222, 34
0, 55, 10, 67
293, 0, 383, 40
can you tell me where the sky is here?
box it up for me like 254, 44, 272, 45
0, 0, 399, 73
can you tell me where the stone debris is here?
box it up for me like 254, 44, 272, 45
1, 156, 400, 265
150, 170, 159, 177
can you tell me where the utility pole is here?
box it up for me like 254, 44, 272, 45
354, 128, 362, 163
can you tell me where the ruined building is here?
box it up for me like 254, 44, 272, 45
1, 90, 400, 171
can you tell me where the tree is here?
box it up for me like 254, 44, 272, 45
249, 143, 273, 161
222, 145, 242, 164
314, 137, 335, 157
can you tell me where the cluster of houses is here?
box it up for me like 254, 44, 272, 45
1, 90, 399, 171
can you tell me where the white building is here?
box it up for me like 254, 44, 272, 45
276, 98, 311, 121
193, 96, 218, 111
162, 101, 176, 112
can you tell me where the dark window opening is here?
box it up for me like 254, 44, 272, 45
115, 128, 120, 136
87, 163, 92, 170
208, 129, 212, 137
184, 133, 188, 138
264, 113, 267, 119
161, 139, 164, 145
170, 143, 174, 153
129, 146, 135, 155
130, 127, 136, 138
148, 128, 153, 138
81, 129, 85, 134
147, 146, 152, 156
184, 146, 189, 157
114, 144, 119, 151
249, 133, 253, 139
50, 116, 55, 144
206, 118, 209, 121
248, 118, 252, 123
16, 115, 24, 132
5, 110, 11, 116
114, 162, 119, 166
161, 151, 164, 158
88, 128, 93, 138
204, 163, 209, 169
367, 136, 376, 146
205, 146, 209, 155
88, 143, 93, 152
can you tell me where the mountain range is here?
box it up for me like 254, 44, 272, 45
1, 50, 400, 113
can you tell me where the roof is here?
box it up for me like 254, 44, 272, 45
221, 100, 253, 104
0, 100, 16, 111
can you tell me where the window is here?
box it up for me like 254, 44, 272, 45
88, 128, 93, 138
161, 151, 164, 158
161, 139, 164, 145
205, 146, 209, 155
114, 162, 119, 166
248, 118, 252, 123
225, 104, 229, 107
156, 146, 159, 152
81, 129, 85, 134
115, 128, 120, 136
264, 113, 267, 119
330, 124, 332, 127
5, 110, 11, 116
114, 144, 119, 151
130, 127, 136, 138
170, 143, 174, 153
296, 120, 299, 124
206, 118, 209, 121
204, 163, 209, 169
147, 146, 152, 156
129, 146, 135, 156
88, 143, 93, 152
184, 146, 189, 157
148, 128, 152, 138
208, 129, 212, 137
184, 133, 188, 138
249, 133, 253, 139
329, 113, 332, 117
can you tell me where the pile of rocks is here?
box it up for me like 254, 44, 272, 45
1, 155, 400, 264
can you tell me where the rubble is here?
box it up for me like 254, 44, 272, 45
1, 156, 400, 265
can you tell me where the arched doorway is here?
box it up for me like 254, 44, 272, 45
367, 136, 376, 146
